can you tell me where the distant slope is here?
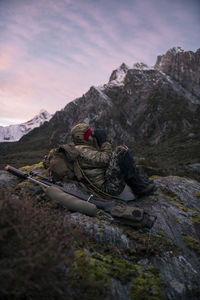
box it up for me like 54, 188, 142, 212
0, 110, 52, 142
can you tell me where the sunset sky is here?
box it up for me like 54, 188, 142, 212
0, 0, 199, 126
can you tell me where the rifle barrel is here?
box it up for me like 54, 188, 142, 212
4, 165, 28, 179
29, 177, 50, 188
29, 171, 54, 182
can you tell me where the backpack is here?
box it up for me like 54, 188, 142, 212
43, 144, 82, 181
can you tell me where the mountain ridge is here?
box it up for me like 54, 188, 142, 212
0, 47, 199, 177
1, 46, 200, 300
0, 109, 52, 142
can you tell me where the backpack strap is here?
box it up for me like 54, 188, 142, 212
58, 144, 79, 161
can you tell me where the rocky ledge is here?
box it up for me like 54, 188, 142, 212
0, 164, 200, 300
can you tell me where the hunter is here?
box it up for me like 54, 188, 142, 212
71, 123, 156, 198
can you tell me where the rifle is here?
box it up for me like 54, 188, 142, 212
4, 165, 156, 228
4, 165, 116, 213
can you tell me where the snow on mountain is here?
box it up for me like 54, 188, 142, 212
96, 51, 200, 106
168, 46, 184, 54
0, 109, 52, 142
108, 63, 130, 86
105, 62, 157, 89
155, 47, 200, 98
132, 62, 154, 70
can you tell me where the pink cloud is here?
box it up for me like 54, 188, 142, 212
0, 46, 22, 71
0, 0, 199, 125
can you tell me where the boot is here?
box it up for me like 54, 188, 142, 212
118, 149, 156, 198
126, 177, 157, 198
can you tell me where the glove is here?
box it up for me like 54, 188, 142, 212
93, 129, 107, 147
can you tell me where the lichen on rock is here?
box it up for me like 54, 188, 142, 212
1, 166, 200, 299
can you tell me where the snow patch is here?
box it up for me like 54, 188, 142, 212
108, 63, 129, 86
94, 86, 113, 106
168, 46, 184, 54
0, 110, 52, 142
109, 69, 126, 85
133, 62, 153, 70
159, 71, 200, 105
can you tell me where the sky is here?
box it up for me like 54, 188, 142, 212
0, 0, 199, 126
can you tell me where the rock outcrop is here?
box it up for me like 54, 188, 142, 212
155, 47, 200, 98
1, 167, 200, 299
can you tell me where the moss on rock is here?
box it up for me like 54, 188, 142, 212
69, 249, 111, 299
68, 248, 166, 300
189, 213, 200, 224
162, 188, 199, 216
130, 265, 165, 300
20, 162, 44, 172
157, 230, 166, 238
184, 236, 200, 258
108, 256, 138, 283
20, 162, 49, 177
121, 228, 176, 257
161, 188, 180, 203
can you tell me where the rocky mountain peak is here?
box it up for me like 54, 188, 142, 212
108, 63, 129, 85
133, 62, 150, 70
168, 46, 184, 54
119, 62, 129, 71
155, 47, 200, 97
39, 109, 51, 117
25, 109, 52, 126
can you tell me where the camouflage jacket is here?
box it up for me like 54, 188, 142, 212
75, 142, 112, 187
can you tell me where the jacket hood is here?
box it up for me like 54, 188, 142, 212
71, 123, 92, 145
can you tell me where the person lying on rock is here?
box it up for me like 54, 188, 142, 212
71, 123, 156, 199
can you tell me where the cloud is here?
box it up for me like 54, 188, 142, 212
0, 0, 199, 125
0, 49, 16, 71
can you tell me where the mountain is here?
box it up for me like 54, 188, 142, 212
155, 46, 200, 98
0, 109, 52, 142
0, 47, 200, 178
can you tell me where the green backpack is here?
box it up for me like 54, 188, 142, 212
43, 144, 82, 181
